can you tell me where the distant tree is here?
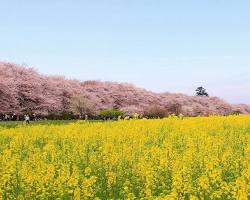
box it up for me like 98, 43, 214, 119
196, 86, 209, 97
143, 105, 168, 118
70, 95, 95, 119
165, 102, 182, 116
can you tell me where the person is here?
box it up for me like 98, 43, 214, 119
32, 114, 37, 121
24, 114, 30, 124
12, 113, 17, 121
4, 114, 9, 121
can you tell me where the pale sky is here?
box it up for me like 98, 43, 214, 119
1, 1, 250, 104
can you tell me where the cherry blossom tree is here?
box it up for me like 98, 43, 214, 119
0, 61, 249, 118
70, 95, 96, 118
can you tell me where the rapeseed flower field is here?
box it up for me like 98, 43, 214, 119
0, 116, 249, 199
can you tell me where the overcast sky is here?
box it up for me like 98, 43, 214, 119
1, 1, 250, 104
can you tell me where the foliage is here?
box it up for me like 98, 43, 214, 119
196, 86, 209, 97
98, 108, 124, 119
0, 116, 249, 199
47, 111, 75, 120
59, 111, 75, 120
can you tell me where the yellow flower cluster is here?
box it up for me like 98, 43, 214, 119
0, 115, 249, 199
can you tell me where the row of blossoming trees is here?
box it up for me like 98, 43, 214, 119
0, 62, 249, 120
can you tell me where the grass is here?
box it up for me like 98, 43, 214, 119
0, 120, 77, 128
